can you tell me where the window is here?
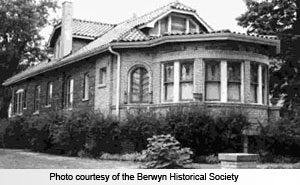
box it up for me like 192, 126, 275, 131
130, 67, 149, 103
83, 73, 89, 100
180, 62, 194, 100
34, 85, 41, 112
13, 89, 24, 115
189, 20, 197, 33
23, 89, 27, 109
205, 61, 221, 101
46, 82, 53, 106
164, 63, 174, 101
262, 65, 267, 104
99, 67, 107, 85
160, 17, 168, 34
65, 77, 74, 108
227, 62, 241, 102
171, 15, 186, 33
250, 63, 258, 103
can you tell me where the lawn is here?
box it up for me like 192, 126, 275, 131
0, 149, 299, 169
0, 149, 140, 169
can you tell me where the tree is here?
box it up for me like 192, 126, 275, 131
237, 0, 300, 113
0, 0, 58, 118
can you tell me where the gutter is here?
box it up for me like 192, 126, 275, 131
108, 46, 121, 118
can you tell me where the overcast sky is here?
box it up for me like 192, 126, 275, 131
42, 0, 248, 41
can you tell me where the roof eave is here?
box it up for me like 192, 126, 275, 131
3, 33, 280, 86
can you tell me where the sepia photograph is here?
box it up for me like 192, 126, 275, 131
0, 0, 299, 173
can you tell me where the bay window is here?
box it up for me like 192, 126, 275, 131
205, 61, 221, 101
250, 63, 258, 103
227, 62, 241, 102
180, 62, 194, 100
164, 63, 174, 101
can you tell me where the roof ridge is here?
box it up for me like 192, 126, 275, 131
72, 18, 116, 26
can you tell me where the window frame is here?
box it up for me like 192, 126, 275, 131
45, 82, 53, 107
33, 85, 41, 113
13, 89, 24, 115
179, 61, 194, 101
82, 73, 89, 100
205, 60, 221, 101
129, 66, 150, 104
163, 62, 175, 102
250, 63, 259, 103
99, 67, 107, 86
65, 77, 74, 109
227, 61, 242, 102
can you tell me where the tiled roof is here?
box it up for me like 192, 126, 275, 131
2, 1, 279, 86
72, 19, 116, 38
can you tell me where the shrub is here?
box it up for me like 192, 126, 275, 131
121, 109, 170, 152
3, 116, 30, 149
85, 113, 121, 156
142, 134, 193, 169
260, 117, 300, 158
165, 106, 249, 155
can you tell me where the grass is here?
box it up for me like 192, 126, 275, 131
0, 149, 140, 169
0, 149, 299, 169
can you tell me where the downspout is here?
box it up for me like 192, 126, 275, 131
108, 46, 121, 118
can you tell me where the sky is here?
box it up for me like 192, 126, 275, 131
42, 0, 248, 41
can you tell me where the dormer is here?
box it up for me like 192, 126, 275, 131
140, 6, 212, 36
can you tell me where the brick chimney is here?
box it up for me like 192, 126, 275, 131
61, 1, 73, 57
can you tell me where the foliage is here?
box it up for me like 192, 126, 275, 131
121, 109, 169, 152
142, 134, 193, 169
165, 106, 249, 155
0, 0, 58, 118
237, 0, 300, 112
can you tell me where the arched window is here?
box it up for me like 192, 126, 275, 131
130, 67, 149, 103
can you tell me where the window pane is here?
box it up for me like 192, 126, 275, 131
130, 67, 149, 103
99, 67, 107, 84
171, 16, 186, 33
181, 63, 193, 81
189, 20, 197, 33
205, 82, 220, 100
250, 63, 258, 84
228, 62, 241, 82
228, 83, 240, 101
160, 17, 168, 34
206, 62, 220, 81
165, 83, 174, 101
164, 63, 174, 82
180, 82, 193, 100
250, 85, 257, 103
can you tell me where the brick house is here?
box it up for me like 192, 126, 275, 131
3, 1, 280, 123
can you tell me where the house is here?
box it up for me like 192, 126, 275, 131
3, 1, 281, 123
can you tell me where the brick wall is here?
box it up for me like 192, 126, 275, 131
103, 40, 277, 123
11, 59, 96, 116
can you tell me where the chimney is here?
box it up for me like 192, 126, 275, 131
61, 1, 73, 57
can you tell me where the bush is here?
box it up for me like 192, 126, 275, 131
121, 109, 170, 152
260, 117, 300, 158
142, 134, 193, 169
165, 106, 249, 155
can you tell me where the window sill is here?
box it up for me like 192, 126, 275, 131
98, 84, 106, 88
81, 98, 89, 102
33, 111, 39, 115
45, 105, 51, 108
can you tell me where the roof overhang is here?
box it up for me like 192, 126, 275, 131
3, 33, 280, 86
